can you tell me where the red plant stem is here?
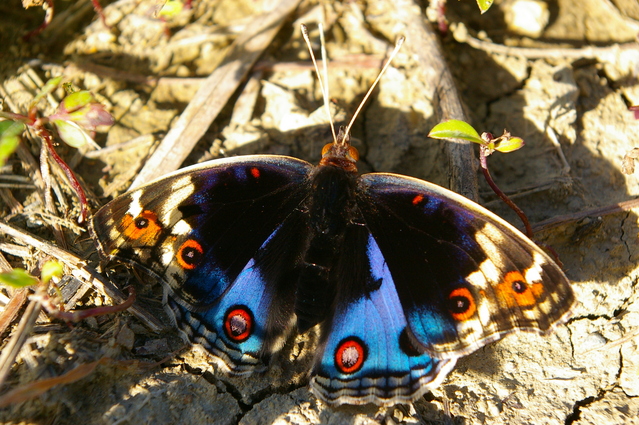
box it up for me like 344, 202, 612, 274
37, 286, 136, 322
91, 0, 109, 28
22, 0, 54, 41
480, 146, 534, 238
0, 111, 31, 123
38, 129, 88, 224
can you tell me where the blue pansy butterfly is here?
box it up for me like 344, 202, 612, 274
91, 30, 574, 407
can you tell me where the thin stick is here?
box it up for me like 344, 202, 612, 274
130, 0, 301, 189
0, 300, 41, 388
532, 197, 639, 234
0, 289, 29, 338
396, 0, 478, 201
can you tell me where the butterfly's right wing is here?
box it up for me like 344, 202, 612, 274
355, 173, 574, 359
91, 155, 313, 372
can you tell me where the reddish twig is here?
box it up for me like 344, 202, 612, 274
32, 286, 136, 322
38, 129, 89, 223
90, 0, 109, 28
22, 0, 54, 41
479, 145, 534, 238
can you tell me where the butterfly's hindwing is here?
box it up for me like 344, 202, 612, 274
357, 173, 575, 358
168, 208, 309, 372
311, 231, 456, 406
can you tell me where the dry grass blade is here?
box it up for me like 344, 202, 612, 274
0, 299, 41, 388
459, 29, 639, 60
531, 198, 639, 234
0, 289, 29, 338
129, 0, 303, 189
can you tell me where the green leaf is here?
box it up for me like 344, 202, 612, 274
41, 260, 64, 284
50, 91, 114, 132
0, 120, 26, 137
31, 76, 63, 109
494, 136, 525, 153
0, 121, 26, 167
53, 119, 93, 148
476, 0, 494, 13
428, 120, 483, 144
159, 0, 184, 18
59, 91, 94, 114
0, 268, 39, 288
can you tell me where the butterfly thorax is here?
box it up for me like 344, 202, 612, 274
295, 154, 361, 332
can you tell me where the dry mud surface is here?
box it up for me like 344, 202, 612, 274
1, 0, 639, 424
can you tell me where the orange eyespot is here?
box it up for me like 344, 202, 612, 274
448, 287, 476, 321
322, 143, 333, 157
347, 146, 359, 161
120, 210, 162, 244
496, 271, 544, 308
177, 239, 204, 270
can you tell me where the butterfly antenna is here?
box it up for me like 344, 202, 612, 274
301, 23, 338, 143
342, 35, 405, 141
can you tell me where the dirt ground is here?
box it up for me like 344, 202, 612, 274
1, 0, 639, 424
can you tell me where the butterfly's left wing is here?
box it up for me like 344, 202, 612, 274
91, 155, 313, 371
356, 173, 575, 359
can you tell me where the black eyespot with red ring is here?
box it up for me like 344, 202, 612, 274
334, 337, 367, 374
223, 306, 254, 343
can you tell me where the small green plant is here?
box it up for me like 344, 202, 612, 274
0, 121, 26, 167
429, 119, 532, 237
158, 0, 187, 18
0, 260, 63, 288
0, 77, 114, 223
476, 0, 495, 14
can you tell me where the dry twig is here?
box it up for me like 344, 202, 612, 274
130, 0, 303, 188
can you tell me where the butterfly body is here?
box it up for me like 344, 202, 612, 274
92, 130, 574, 406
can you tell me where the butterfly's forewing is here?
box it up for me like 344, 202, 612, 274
357, 173, 575, 359
311, 227, 456, 406
91, 155, 313, 371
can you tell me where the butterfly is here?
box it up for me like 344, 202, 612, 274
90, 29, 574, 407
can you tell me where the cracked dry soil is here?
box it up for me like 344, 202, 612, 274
1, 0, 639, 424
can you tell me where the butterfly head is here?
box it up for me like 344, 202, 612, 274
319, 126, 359, 173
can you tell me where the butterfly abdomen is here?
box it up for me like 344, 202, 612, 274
295, 164, 360, 332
